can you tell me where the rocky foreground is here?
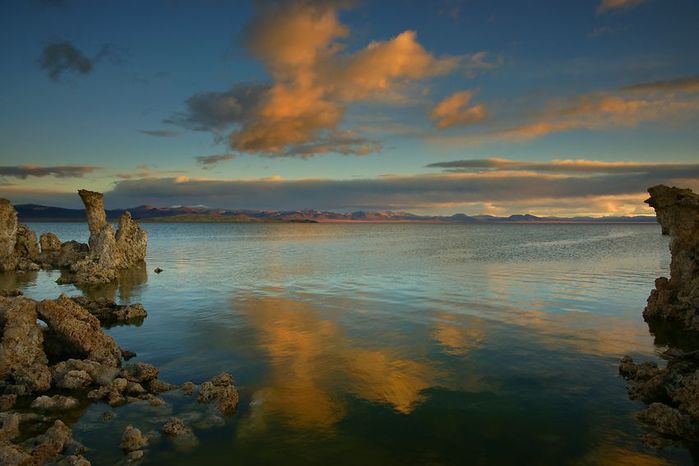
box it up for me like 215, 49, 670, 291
0, 292, 239, 465
0, 190, 146, 287
0, 190, 239, 464
620, 185, 699, 451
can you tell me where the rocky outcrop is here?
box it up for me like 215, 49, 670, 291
0, 190, 146, 286
38, 295, 122, 367
0, 289, 240, 463
0, 298, 52, 395
620, 185, 699, 450
69, 190, 148, 286
120, 424, 149, 461
0, 200, 18, 272
643, 185, 699, 329
14, 224, 40, 271
116, 212, 148, 266
197, 372, 239, 415
0, 200, 41, 272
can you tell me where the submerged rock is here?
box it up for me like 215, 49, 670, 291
197, 372, 239, 415
120, 425, 148, 452
31, 395, 79, 411
162, 417, 198, 450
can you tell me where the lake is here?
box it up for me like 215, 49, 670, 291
1, 222, 692, 465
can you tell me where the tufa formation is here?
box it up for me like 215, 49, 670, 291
0, 190, 147, 286
620, 185, 699, 451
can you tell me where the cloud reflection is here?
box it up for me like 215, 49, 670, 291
237, 295, 439, 431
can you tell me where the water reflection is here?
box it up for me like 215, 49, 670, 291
0, 270, 38, 290
431, 312, 486, 356
237, 295, 439, 432
1, 222, 690, 465
74, 262, 148, 302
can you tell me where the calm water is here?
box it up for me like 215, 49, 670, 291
2, 222, 692, 465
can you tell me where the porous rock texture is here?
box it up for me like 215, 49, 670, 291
0, 199, 43, 272
0, 189, 146, 286
70, 190, 147, 286
0, 297, 52, 395
0, 290, 240, 464
643, 185, 699, 329
38, 295, 122, 367
620, 185, 699, 451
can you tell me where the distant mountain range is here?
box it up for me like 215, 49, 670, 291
15, 203, 658, 224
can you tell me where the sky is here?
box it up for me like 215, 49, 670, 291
0, 0, 698, 216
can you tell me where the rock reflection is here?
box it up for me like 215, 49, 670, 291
0, 270, 38, 289
74, 262, 148, 302
237, 295, 439, 432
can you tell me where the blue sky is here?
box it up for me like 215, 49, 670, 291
0, 0, 698, 215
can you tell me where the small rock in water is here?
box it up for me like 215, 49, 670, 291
120, 425, 149, 452
154, 267, 163, 274
30, 395, 79, 411
126, 449, 144, 462
198, 372, 239, 415
180, 382, 196, 395
162, 417, 199, 450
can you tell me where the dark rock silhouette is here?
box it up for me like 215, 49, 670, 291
620, 185, 699, 452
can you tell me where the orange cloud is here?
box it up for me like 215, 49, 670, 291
177, 0, 461, 157
431, 91, 488, 128
501, 93, 699, 141
597, 0, 646, 13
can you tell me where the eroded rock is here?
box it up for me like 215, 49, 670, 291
620, 185, 699, 450
0, 297, 52, 394
643, 185, 699, 329
162, 417, 198, 450
120, 425, 148, 452
0, 199, 18, 272
197, 372, 239, 415
31, 395, 79, 411
29, 419, 73, 465
120, 363, 159, 384
70, 190, 147, 286
38, 295, 121, 367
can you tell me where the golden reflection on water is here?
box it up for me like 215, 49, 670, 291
575, 444, 671, 466
237, 296, 439, 431
431, 312, 486, 356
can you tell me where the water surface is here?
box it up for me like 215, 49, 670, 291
3, 222, 691, 465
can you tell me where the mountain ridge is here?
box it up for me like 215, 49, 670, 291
14, 203, 657, 224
